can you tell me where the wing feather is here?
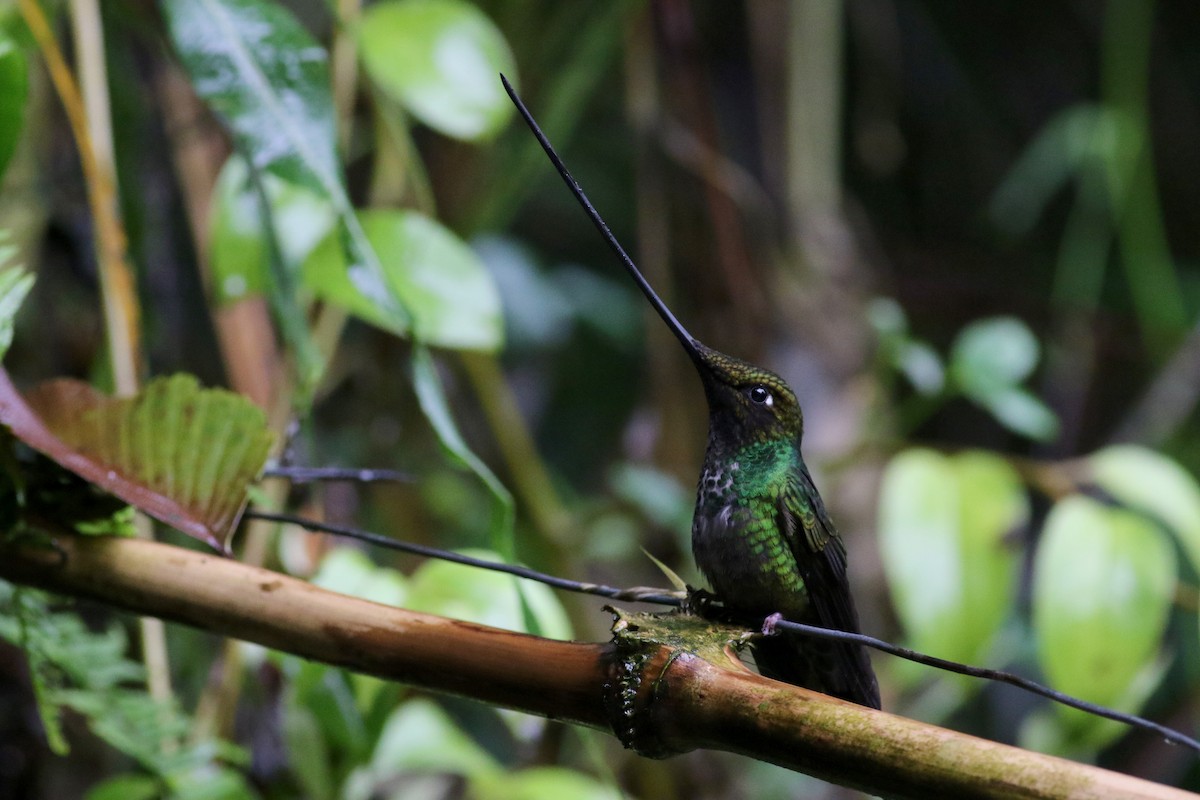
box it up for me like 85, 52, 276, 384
774, 462, 880, 708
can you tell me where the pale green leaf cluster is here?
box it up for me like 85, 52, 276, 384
880, 443, 1197, 754
271, 547, 579, 800
870, 300, 1058, 440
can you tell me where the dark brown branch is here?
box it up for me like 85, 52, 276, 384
0, 534, 1193, 800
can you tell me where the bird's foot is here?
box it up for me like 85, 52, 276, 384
760, 612, 785, 637
682, 585, 719, 617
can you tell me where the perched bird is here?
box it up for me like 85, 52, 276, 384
503, 75, 880, 708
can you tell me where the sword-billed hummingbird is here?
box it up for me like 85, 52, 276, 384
503, 76, 880, 709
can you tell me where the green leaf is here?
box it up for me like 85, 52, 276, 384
209, 154, 335, 303
405, 548, 571, 639
949, 317, 1058, 438
2, 585, 249, 786
282, 703, 334, 800
167, 0, 511, 558
311, 547, 408, 608
411, 347, 513, 554
472, 767, 623, 800
85, 774, 162, 800
878, 449, 1025, 667
989, 105, 1116, 237
866, 296, 908, 337
949, 316, 1041, 398
370, 698, 499, 779
1032, 495, 1175, 727
0, 30, 26, 181
16, 374, 273, 551
163, 0, 408, 395
978, 387, 1059, 441
868, 297, 944, 394
608, 462, 691, 533
894, 340, 945, 395
161, 0, 337, 193
473, 234, 573, 350
304, 209, 503, 351
0, 234, 33, 361
360, 0, 516, 141
1088, 444, 1200, 577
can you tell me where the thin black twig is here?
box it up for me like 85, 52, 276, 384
246, 508, 1200, 755
261, 466, 416, 484
243, 510, 679, 605
772, 620, 1200, 753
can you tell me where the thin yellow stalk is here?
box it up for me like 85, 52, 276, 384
20, 0, 141, 393
21, 0, 172, 702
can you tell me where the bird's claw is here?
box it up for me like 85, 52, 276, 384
761, 612, 784, 636
683, 585, 718, 617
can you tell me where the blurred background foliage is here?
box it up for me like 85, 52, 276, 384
1, 0, 1200, 797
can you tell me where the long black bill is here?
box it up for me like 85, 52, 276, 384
501, 73, 702, 363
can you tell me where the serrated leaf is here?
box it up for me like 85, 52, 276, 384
1032, 495, 1175, 728
0, 31, 26, 181
1088, 444, 1200, 577
879, 449, 1026, 666
304, 209, 503, 351
0, 372, 272, 551
360, 0, 516, 141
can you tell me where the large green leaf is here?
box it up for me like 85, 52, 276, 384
1032, 495, 1175, 735
360, 0, 516, 141
304, 209, 503, 351
161, 0, 337, 193
0, 29, 26, 181
162, 0, 408, 393
3, 373, 272, 551
878, 449, 1025, 667
1087, 444, 1200, 577
472, 767, 622, 800
167, 1, 511, 549
369, 698, 498, 779
209, 154, 335, 304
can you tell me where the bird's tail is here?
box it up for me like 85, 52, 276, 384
752, 633, 880, 709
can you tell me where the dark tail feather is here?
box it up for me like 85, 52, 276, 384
753, 634, 881, 709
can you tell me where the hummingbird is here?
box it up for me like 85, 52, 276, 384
502, 76, 880, 709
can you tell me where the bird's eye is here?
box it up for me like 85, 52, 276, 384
749, 385, 773, 406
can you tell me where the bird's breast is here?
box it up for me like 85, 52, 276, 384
691, 492, 809, 618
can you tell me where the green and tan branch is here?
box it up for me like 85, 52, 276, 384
0, 534, 1193, 800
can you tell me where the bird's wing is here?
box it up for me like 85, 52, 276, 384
775, 461, 881, 708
